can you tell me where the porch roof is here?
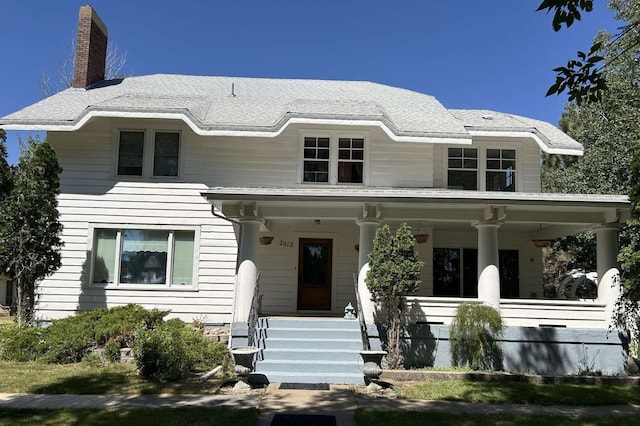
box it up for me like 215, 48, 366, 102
202, 186, 629, 207
201, 186, 630, 239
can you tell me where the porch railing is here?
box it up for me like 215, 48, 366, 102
353, 273, 370, 350
403, 296, 608, 329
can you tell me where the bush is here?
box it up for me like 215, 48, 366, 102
450, 303, 503, 371
0, 324, 44, 361
40, 304, 169, 363
133, 318, 230, 382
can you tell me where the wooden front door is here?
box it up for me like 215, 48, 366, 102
297, 238, 332, 310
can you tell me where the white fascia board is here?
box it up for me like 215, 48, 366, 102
2, 111, 472, 144
468, 130, 584, 156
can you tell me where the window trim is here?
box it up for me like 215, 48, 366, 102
113, 128, 183, 180
87, 223, 200, 291
297, 130, 369, 185
443, 144, 521, 192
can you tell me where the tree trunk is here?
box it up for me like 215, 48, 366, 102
16, 277, 35, 327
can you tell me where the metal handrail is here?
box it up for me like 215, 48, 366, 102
353, 273, 370, 350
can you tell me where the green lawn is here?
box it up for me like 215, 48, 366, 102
0, 407, 258, 426
355, 410, 640, 426
0, 361, 222, 395
396, 380, 640, 405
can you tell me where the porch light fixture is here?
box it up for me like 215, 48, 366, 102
532, 239, 551, 248
259, 236, 274, 246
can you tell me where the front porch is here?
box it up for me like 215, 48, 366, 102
204, 187, 631, 380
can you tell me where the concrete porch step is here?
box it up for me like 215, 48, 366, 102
259, 337, 362, 350
250, 371, 364, 385
260, 327, 361, 340
261, 348, 360, 362
256, 359, 361, 374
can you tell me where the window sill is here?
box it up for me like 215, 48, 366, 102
88, 283, 199, 292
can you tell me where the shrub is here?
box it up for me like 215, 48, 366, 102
0, 324, 45, 361
366, 223, 423, 369
450, 303, 503, 371
133, 318, 230, 382
41, 304, 169, 363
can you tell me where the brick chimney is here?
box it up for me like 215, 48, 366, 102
72, 5, 108, 88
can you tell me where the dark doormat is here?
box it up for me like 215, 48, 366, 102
279, 383, 330, 390
270, 414, 336, 426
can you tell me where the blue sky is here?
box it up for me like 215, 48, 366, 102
0, 1, 620, 163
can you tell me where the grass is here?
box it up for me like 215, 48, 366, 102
0, 360, 224, 395
0, 407, 258, 426
396, 380, 640, 405
355, 409, 640, 426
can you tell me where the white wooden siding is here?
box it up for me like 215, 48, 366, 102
404, 297, 607, 329
41, 118, 549, 323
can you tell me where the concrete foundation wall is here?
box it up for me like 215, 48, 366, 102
367, 323, 628, 375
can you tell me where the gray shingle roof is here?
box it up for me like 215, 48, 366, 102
0, 74, 582, 154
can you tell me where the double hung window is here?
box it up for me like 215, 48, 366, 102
117, 130, 181, 178
446, 147, 517, 191
301, 135, 365, 184
92, 228, 196, 288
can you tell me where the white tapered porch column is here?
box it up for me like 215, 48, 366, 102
233, 217, 263, 323
474, 221, 502, 311
596, 225, 621, 325
357, 219, 381, 324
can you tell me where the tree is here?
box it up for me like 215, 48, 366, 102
40, 39, 127, 96
541, 0, 640, 294
0, 130, 11, 197
539, 0, 640, 104
0, 137, 63, 326
365, 223, 423, 369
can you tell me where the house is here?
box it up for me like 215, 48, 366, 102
0, 6, 631, 381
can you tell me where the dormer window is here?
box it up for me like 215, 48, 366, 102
301, 134, 366, 185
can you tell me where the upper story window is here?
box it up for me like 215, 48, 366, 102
116, 130, 181, 178
303, 137, 330, 183
301, 134, 366, 185
486, 149, 516, 192
338, 138, 364, 184
446, 147, 517, 192
117, 131, 145, 176
447, 148, 477, 190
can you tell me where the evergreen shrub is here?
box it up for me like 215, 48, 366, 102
450, 303, 503, 370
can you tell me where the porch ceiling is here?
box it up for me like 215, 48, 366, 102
201, 186, 630, 239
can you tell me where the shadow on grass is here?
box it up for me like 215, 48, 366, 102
0, 407, 258, 426
27, 370, 220, 395
354, 409, 637, 426
399, 380, 640, 406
